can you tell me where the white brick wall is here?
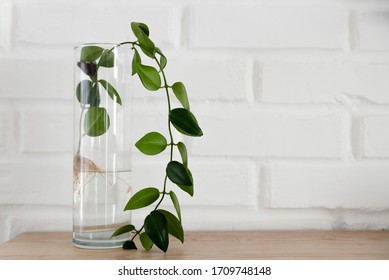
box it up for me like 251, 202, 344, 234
1, 0, 389, 244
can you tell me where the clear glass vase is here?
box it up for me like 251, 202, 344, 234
73, 43, 133, 248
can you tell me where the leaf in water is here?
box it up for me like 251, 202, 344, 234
166, 161, 193, 188
135, 132, 167, 155
77, 61, 97, 77
76, 80, 92, 105
124, 187, 160, 210
80, 46, 104, 62
84, 107, 110, 137
177, 142, 188, 168
98, 79, 122, 105
169, 108, 203, 137
136, 64, 161, 91
132, 49, 142, 76
89, 83, 100, 107
157, 209, 184, 243
169, 191, 181, 221
98, 49, 115, 68
172, 82, 190, 110
144, 211, 169, 252
140, 232, 153, 251
111, 224, 136, 238
123, 240, 137, 250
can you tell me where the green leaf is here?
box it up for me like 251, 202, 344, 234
124, 187, 160, 210
169, 191, 181, 221
172, 82, 190, 110
169, 108, 203, 137
135, 132, 167, 155
144, 211, 169, 252
132, 49, 141, 76
131, 22, 150, 36
136, 64, 161, 91
140, 232, 153, 251
98, 79, 122, 105
166, 161, 193, 188
123, 240, 137, 250
131, 22, 155, 58
155, 47, 167, 70
111, 224, 136, 238
178, 168, 194, 196
177, 142, 188, 168
76, 80, 92, 105
80, 46, 104, 62
84, 107, 110, 137
157, 209, 184, 243
98, 49, 115, 68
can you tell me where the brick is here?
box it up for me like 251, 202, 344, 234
0, 104, 17, 154
0, 58, 72, 99
190, 5, 347, 49
0, 206, 11, 244
358, 10, 389, 51
362, 116, 389, 158
15, 2, 174, 46
0, 156, 72, 206
21, 103, 73, 153
131, 157, 256, 207
0, 0, 12, 52
182, 159, 256, 206
180, 207, 336, 231
192, 106, 342, 158
9, 205, 71, 239
166, 58, 250, 101
342, 210, 389, 230
262, 61, 389, 104
270, 164, 389, 209
131, 57, 250, 102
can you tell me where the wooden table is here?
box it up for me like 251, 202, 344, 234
0, 231, 388, 259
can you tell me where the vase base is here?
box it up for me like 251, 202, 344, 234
73, 238, 124, 249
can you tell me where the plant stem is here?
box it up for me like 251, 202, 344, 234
130, 55, 174, 243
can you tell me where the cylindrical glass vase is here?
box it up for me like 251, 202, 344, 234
73, 43, 133, 248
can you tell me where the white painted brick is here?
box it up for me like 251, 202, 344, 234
0, 105, 17, 154
0, 206, 11, 244
21, 103, 73, 153
270, 164, 389, 209
262, 61, 389, 104
190, 5, 347, 49
362, 116, 389, 158
0, 58, 72, 99
358, 10, 389, 51
15, 2, 174, 46
9, 205, 71, 240
166, 58, 250, 101
131, 157, 256, 207
342, 210, 389, 230
182, 207, 336, 231
132, 57, 250, 102
182, 159, 256, 206
0, 156, 72, 206
0, 0, 12, 52
192, 106, 342, 158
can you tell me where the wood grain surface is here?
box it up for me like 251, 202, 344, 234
0, 231, 388, 260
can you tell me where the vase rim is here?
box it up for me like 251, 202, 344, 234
74, 43, 122, 50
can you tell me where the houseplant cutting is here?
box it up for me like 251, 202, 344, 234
73, 22, 203, 252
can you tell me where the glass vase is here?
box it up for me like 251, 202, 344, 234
73, 43, 133, 248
